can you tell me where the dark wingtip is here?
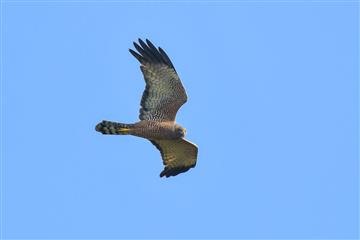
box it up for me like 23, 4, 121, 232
159, 165, 195, 178
138, 38, 147, 47
129, 39, 176, 70
145, 38, 153, 46
133, 41, 142, 51
158, 47, 175, 69
159, 167, 170, 178
129, 49, 144, 63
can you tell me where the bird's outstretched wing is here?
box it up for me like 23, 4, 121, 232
150, 139, 198, 178
129, 39, 187, 122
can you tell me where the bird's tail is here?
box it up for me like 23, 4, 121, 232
95, 120, 134, 135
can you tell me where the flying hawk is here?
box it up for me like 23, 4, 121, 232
95, 39, 198, 178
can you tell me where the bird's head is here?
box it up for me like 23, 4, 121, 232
174, 124, 186, 138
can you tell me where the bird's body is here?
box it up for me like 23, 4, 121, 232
96, 39, 198, 178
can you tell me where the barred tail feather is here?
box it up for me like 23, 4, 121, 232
95, 120, 133, 135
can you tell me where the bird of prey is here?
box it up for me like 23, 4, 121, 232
95, 39, 198, 178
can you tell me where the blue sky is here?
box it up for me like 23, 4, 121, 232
2, 1, 358, 239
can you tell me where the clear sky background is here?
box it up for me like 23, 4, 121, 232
2, 1, 358, 239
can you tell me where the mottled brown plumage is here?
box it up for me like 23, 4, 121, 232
95, 39, 198, 178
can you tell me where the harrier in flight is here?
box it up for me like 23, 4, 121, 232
95, 39, 198, 178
